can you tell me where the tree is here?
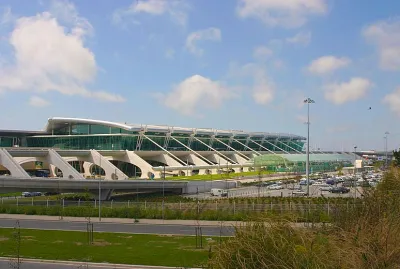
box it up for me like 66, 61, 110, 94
393, 149, 400, 167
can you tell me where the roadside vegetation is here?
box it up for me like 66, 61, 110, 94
208, 167, 400, 269
0, 196, 356, 222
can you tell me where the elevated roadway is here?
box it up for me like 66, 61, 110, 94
0, 176, 237, 200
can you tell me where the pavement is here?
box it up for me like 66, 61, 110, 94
0, 258, 198, 269
0, 215, 235, 236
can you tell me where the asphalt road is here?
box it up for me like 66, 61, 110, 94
0, 218, 234, 236
0, 259, 180, 269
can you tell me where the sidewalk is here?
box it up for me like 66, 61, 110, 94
0, 213, 244, 226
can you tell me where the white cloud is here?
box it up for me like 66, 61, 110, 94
112, 0, 188, 26
234, 63, 275, 105
383, 87, 400, 116
236, 0, 327, 28
185, 27, 221, 56
363, 18, 400, 71
286, 31, 312, 46
156, 75, 237, 116
165, 48, 175, 59
0, 1, 125, 103
308, 56, 351, 75
253, 46, 273, 61
29, 96, 50, 107
324, 77, 372, 105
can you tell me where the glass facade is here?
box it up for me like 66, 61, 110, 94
25, 134, 305, 152
0, 122, 304, 153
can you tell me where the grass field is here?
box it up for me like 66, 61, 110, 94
0, 192, 21, 198
0, 228, 217, 267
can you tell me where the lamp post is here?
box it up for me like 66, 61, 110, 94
98, 154, 102, 222
353, 146, 357, 201
384, 131, 389, 168
304, 98, 315, 196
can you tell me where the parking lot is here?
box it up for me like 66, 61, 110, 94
184, 171, 384, 200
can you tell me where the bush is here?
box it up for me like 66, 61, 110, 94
208, 168, 400, 269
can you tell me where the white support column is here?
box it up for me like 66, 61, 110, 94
89, 150, 129, 180
47, 149, 85, 179
0, 149, 31, 178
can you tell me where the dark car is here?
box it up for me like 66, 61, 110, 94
330, 187, 350, 194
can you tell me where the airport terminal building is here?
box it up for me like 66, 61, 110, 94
0, 117, 357, 179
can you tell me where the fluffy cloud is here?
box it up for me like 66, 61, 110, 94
363, 18, 400, 71
253, 46, 273, 61
112, 0, 188, 26
383, 87, 400, 116
286, 31, 312, 46
231, 63, 275, 105
157, 75, 237, 116
0, 2, 125, 102
29, 96, 50, 107
236, 0, 327, 28
324, 77, 372, 105
308, 56, 351, 75
185, 27, 221, 56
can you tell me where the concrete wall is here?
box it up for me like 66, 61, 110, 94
185, 180, 237, 194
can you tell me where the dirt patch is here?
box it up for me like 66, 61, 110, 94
118, 235, 132, 239
0, 236, 9, 241
75, 242, 83, 246
93, 239, 112, 247
22, 236, 35, 239
157, 235, 183, 239
147, 241, 178, 244
53, 240, 64, 244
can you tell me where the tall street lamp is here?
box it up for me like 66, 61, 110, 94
385, 131, 389, 168
353, 146, 357, 201
304, 97, 315, 196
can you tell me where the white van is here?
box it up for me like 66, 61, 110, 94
210, 188, 228, 197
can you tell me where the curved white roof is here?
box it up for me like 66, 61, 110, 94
45, 117, 306, 140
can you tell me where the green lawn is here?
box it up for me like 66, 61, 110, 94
0, 228, 218, 267
0, 192, 21, 198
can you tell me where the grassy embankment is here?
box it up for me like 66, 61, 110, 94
0, 196, 355, 222
0, 228, 217, 267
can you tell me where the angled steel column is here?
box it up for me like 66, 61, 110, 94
213, 136, 250, 160
142, 134, 186, 166
191, 136, 237, 164
168, 136, 214, 165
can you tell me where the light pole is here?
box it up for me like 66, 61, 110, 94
304, 97, 315, 196
98, 153, 102, 222
353, 146, 357, 201
384, 131, 389, 168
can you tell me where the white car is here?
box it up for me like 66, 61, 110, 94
268, 184, 284, 190
319, 185, 333, 191
292, 190, 307, 196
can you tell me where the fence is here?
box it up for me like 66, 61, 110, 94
0, 197, 352, 218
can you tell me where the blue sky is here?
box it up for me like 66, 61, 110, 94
0, 0, 400, 151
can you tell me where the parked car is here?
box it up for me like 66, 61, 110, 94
22, 192, 42, 197
329, 187, 350, 194
319, 185, 333, 191
210, 188, 228, 197
268, 184, 284, 190
292, 190, 307, 196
